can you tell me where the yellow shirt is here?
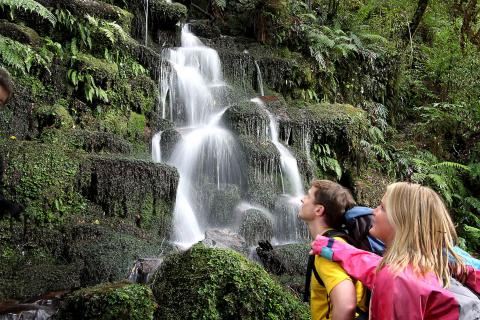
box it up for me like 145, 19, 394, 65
310, 236, 368, 320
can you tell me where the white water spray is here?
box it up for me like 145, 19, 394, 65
152, 131, 162, 163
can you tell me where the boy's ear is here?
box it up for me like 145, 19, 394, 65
314, 204, 325, 217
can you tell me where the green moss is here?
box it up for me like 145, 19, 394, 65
127, 112, 146, 141
66, 224, 170, 286
0, 20, 41, 46
151, 244, 310, 320
78, 155, 177, 238
56, 281, 156, 320
35, 99, 75, 130
1, 140, 86, 224
150, 0, 188, 30
74, 53, 119, 82
239, 209, 273, 246
463, 225, 480, 254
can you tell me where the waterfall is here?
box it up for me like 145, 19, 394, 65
251, 98, 304, 197
143, 0, 148, 46
254, 61, 264, 96
158, 25, 244, 246
152, 131, 162, 163
154, 25, 307, 247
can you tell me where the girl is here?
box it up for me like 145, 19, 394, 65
311, 182, 480, 319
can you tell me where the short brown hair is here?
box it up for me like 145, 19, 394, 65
310, 180, 356, 229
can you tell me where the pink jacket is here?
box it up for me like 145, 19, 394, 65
310, 235, 479, 320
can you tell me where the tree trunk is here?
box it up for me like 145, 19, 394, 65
403, 0, 429, 40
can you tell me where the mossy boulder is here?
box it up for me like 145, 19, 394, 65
223, 101, 269, 140
78, 155, 178, 237
150, 244, 310, 320
65, 223, 170, 286
0, 20, 41, 46
237, 135, 281, 193
209, 184, 242, 226
35, 99, 75, 132
238, 208, 273, 246
150, 0, 188, 30
56, 281, 156, 320
69, 130, 132, 154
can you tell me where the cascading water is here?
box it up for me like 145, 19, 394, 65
254, 61, 264, 96
251, 98, 304, 198
156, 25, 244, 246
143, 0, 148, 46
153, 24, 307, 247
151, 131, 162, 163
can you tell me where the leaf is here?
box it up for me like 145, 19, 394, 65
0, 0, 56, 25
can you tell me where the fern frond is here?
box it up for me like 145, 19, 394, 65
0, 35, 51, 74
0, 0, 56, 25
99, 27, 116, 44
85, 14, 99, 27
105, 22, 128, 41
431, 161, 470, 171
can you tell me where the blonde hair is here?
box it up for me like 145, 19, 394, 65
378, 182, 465, 287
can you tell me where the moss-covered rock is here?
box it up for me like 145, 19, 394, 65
223, 101, 269, 140
158, 128, 180, 161
78, 155, 177, 237
0, 244, 81, 300
149, 0, 187, 30
151, 244, 310, 320
70, 130, 132, 154
35, 99, 75, 132
238, 208, 273, 246
74, 53, 119, 84
56, 281, 156, 320
1, 139, 86, 224
38, 0, 133, 31
0, 20, 41, 46
65, 223, 170, 286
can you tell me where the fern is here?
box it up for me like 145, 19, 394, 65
0, 35, 51, 74
0, 0, 56, 25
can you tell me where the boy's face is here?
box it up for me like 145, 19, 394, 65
298, 187, 323, 222
0, 84, 10, 107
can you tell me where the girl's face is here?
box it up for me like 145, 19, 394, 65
370, 196, 396, 246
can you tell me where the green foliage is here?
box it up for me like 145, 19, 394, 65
1, 140, 86, 224
57, 281, 157, 320
0, 0, 56, 25
0, 35, 52, 74
151, 244, 310, 320
360, 126, 392, 169
312, 143, 342, 180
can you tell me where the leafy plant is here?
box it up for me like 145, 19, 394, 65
0, 0, 56, 25
312, 143, 342, 180
0, 35, 52, 74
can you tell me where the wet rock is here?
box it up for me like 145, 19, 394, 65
0, 20, 41, 47
272, 195, 309, 242
256, 241, 310, 275
223, 101, 269, 140
78, 155, 178, 238
159, 129, 181, 162
238, 208, 274, 246
210, 185, 242, 226
201, 228, 248, 255
127, 258, 163, 284
150, 0, 188, 31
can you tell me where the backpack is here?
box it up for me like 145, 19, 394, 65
303, 206, 382, 319
448, 277, 480, 320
